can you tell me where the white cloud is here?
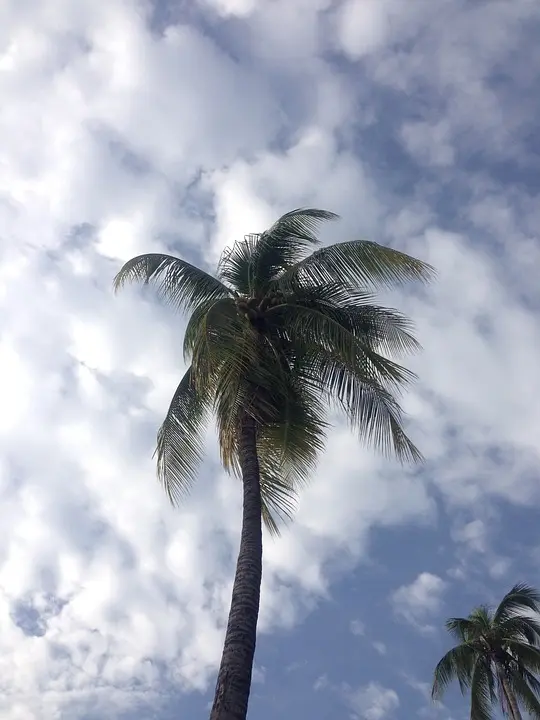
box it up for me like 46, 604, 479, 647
373, 642, 387, 656
347, 682, 399, 720
391, 573, 447, 632
350, 619, 366, 636
452, 520, 487, 554
1, 0, 539, 716
401, 120, 455, 168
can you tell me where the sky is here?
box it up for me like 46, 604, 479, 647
1, 0, 540, 718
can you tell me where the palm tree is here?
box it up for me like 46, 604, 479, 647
432, 583, 540, 720
114, 208, 433, 720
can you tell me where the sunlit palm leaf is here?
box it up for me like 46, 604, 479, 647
495, 584, 540, 625
500, 615, 540, 646
279, 240, 436, 292
114, 253, 232, 312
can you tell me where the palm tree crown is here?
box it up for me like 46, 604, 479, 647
114, 208, 433, 533
432, 583, 540, 720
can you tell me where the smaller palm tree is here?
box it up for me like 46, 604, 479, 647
432, 583, 540, 720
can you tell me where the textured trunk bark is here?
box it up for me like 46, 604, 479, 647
209, 413, 262, 720
500, 673, 522, 720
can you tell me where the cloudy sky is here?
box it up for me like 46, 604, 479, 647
1, 0, 540, 718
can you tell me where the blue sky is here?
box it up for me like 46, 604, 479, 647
1, 0, 540, 718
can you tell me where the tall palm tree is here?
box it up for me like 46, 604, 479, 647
114, 208, 433, 720
432, 583, 540, 720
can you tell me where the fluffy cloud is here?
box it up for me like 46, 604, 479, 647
391, 573, 447, 633
1, 0, 539, 717
347, 682, 400, 720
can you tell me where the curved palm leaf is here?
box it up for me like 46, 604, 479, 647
500, 615, 540, 646
217, 235, 259, 295
268, 302, 418, 391
114, 253, 232, 312
432, 644, 476, 699
249, 208, 339, 290
274, 281, 421, 356
155, 366, 209, 505
495, 584, 540, 625
278, 240, 436, 293
217, 209, 339, 294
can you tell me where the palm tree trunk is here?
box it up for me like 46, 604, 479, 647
209, 413, 262, 720
500, 673, 522, 720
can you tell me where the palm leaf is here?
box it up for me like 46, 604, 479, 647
258, 471, 297, 537
504, 642, 540, 674
296, 347, 421, 463
278, 240, 436, 292
217, 235, 259, 295
507, 671, 540, 719
500, 615, 540, 646
114, 253, 232, 312
495, 584, 540, 625
446, 617, 481, 643
470, 606, 494, 631
155, 366, 209, 505
267, 302, 417, 391
250, 208, 339, 289
432, 644, 477, 699
274, 281, 421, 356
470, 658, 496, 720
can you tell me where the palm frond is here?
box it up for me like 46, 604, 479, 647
504, 642, 540, 675
114, 253, 232, 312
432, 645, 477, 700
275, 281, 421, 356
256, 366, 328, 489
321, 358, 421, 462
495, 584, 540, 625
278, 240, 436, 293
470, 606, 494, 631
183, 297, 239, 363
258, 472, 298, 537
217, 209, 339, 294
154, 366, 209, 505
507, 671, 540, 719
267, 302, 418, 391
470, 658, 496, 720
501, 615, 540, 647
217, 235, 259, 295
250, 208, 339, 290
446, 617, 481, 643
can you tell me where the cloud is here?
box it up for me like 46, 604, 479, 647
452, 520, 487, 554
391, 573, 447, 633
350, 619, 366, 636
372, 642, 387, 656
1, 0, 539, 717
347, 682, 399, 720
